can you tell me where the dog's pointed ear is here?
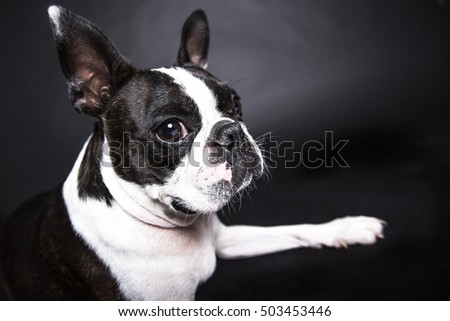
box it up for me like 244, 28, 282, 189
176, 9, 209, 69
48, 5, 134, 116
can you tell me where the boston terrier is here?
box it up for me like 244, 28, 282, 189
0, 6, 385, 300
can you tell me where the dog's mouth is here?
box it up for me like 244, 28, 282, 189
170, 197, 198, 215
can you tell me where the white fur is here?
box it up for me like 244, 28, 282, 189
214, 216, 385, 259
48, 6, 63, 37
197, 162, 232, 187
63, 138, 216, 300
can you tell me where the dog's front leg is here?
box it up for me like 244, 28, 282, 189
214, 216, 385, 259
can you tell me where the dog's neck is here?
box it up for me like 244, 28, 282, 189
64, 123, 199, 229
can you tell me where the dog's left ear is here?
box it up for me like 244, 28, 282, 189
176, 9, 209, 69
48, 5, 134, 116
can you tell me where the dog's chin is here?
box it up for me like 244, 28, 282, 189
168, 179, 243, 216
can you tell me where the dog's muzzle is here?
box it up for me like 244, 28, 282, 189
206, 120, 263, 179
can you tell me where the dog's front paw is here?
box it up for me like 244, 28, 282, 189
322, 216, 386, 248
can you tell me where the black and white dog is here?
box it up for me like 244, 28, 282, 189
0, 6, 384, 300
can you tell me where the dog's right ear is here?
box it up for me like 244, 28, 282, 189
48, 6, 134, 116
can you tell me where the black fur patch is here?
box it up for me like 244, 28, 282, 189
183, 66, 243, 121
103, 71, 202, 186
1, 188, 123, 299
78, 122, 113, 205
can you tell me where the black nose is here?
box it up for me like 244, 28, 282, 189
208, 120, 245, 151
207, 120, 263, 179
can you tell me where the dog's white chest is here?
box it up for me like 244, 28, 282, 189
67, 198, 217, 300
106, 220, 217, 300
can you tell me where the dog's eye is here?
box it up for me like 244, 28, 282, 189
156, 120, 188, 142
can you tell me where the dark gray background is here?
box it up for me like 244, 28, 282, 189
1, 0, 449, 299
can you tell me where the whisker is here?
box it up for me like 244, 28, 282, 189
223, 75, 247, 87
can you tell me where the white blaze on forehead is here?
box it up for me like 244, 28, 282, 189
152, 67, 222, 129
